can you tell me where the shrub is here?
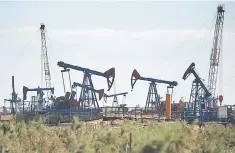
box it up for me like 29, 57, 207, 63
0, 119, 234, 153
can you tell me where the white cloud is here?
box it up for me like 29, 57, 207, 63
49, 28, 212, 39
0, 29, 10, 34
16, 26, 38, 33
50, 28, 126, 37
1, 26, 235, 107
45, 28, 234, 47
0, 26, 38, 34
2, 26, 234, 43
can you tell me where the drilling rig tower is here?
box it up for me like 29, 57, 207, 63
40, 23, 52, 100
207, 5, 225, 107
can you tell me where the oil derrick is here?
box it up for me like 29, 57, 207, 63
40, 24, 53, 100
207, 5, 225, 107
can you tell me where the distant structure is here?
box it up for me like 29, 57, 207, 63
40, 23, 53, 100
207, 5, 225, 107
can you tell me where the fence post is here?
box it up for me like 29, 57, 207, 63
129, 133, 132, 152
0, 145, 4, 153
141, 109, 143, 123
135, 107, 136, 118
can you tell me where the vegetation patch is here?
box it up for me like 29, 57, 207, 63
0, 118, 234, 153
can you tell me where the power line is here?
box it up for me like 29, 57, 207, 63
168, 13, 217, 100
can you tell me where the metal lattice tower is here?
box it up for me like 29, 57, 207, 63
40, 23, 52, 98
188, 79, 205, 115
145, 83, 161, 110
79, 73, 99, 109
207, 5, 225, 104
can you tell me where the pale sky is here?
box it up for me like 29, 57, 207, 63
1, 1, 235, 107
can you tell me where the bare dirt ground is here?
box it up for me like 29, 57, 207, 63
0, 114, 13, 121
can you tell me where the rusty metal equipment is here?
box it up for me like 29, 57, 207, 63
165, 93, 172, 119
54, 91, 79, 109
131, 69, 178, 114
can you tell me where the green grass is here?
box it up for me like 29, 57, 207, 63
0, 118, 234, 153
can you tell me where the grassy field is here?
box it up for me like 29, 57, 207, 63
0, 117, 234, 153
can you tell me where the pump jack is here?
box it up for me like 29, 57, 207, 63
131, 69, 178, 114
183, 63, 212, 114
23, 86, 54, 113
182, 62, 218, 125
103, 92, 128, 114
103, 92, 128, 107
57, 61, 115, 110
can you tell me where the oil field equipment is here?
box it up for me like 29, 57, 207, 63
23, 86, 54, 113
4, 76, 22, 114
72, 82, 105, 109
131, 69, 178, 115
54, 91, 79, 109
207, 5, 225, 108
182, 62, 218, 124
57, 61, 114, 112
103, 92, 128, 115
103, 92, 128, 107
40, 23, 54, 100
183, 63, 212, 113
181, 5, 226, 125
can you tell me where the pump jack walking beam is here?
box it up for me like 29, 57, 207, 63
131, 69, 178, 89
58, 61, 115, 91
23, 86, 54, 100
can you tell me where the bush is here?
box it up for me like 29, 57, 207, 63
0, 120, 234, 153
